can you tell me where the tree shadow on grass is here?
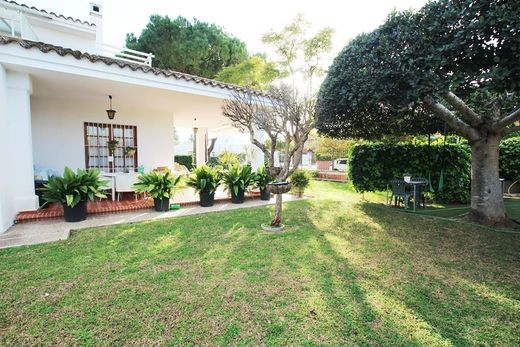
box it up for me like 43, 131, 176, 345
211, 199, 460, 345
2, 197, 518, 346
353, 200, 520, 345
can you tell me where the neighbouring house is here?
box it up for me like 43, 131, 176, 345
0, 1, 264, 233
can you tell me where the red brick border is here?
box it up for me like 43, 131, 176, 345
16, 193, 261, 223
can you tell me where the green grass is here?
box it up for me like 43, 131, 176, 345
412, 199, 520, 221
1, 181, 519, 346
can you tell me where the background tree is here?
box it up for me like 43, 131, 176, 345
317, 0, 520, 226
215, 55, 279, 90
262, 15, 333, 167
126, 15, 248, 78
262, 14, 333, 95
315, 135, 355, 161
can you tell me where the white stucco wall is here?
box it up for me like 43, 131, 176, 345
0, 68, 39, 233
32, 25, 96, 53
31, 97, 175, 174
0, 64, 9, 232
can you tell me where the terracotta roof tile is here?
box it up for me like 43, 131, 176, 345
0, 35, 265, 95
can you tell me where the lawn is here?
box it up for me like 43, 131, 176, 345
1, 181, 519, 346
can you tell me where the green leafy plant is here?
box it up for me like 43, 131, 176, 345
124, 146, 136, 156
499, 136, 520, 181
186, 165, 221, 194
41, 167, 107, 208
290, 169, 311, 193
134, 170, 182, 199
174, 155, 194, 170
348, 143, 471, 203
107, 140, 119, 154
222, 164, 254, 196
253, 166, 272, 190
218, 151, 241, 168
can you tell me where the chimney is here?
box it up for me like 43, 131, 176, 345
89, 3, 103, 46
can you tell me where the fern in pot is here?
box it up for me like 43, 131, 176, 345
222, 164, 254, 204
186, 165, 221, 207
134, 170, 182, 212
254, 166, 273, 200
40, 167, 107, 222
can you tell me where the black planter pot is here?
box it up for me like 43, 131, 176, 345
63, 201, 87, 222
199, 191, 215, 207
231, 189, 245, 204
154, 197, 170, 212
260, 188, 270, 201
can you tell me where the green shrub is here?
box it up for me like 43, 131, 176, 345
186, 165, 221, 194
499, 136, 520, 181
222, 164, 254, 195
349, 143, 471, 203
134, 170, 182, 199
315, 153, 332, 161
174, 155, 193, 170
41, 167, 107, 207
207, 156, 219, 166
290, 169, 312, 190
218, 151, 241, 167
253, 166, 273, 190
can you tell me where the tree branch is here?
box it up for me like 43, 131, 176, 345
423, 95, 480, 141
503, 125, 520, 135
442, 91, 481, 127
492, 107, 520, 131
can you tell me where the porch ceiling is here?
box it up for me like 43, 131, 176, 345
26, 67, 235, 129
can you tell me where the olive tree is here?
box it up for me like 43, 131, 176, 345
317, 0, 520, 226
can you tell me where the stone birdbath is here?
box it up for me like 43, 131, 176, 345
261, 181, 291, 232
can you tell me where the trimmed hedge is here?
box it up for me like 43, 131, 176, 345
499, 136, 520, 181
174, 155, 193, 170
348, 143, 471, 203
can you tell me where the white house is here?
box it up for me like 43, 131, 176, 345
0, 1, 264, 233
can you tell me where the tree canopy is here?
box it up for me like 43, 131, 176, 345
314, 135, 356, 160
262, 14, 334, 95
126, 15, 248, 78
316, 0, 520, 140
316, 0, 520, 226
215, 55, 279, 90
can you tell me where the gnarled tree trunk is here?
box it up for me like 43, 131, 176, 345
271, 193, 283, 227
468, 133, 506, 225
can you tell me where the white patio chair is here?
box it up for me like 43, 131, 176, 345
99, 171, 115, 201
173, 162, 190, 176
115, 172, 140, 201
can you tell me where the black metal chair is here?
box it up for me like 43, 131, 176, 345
387, 179, 412, 209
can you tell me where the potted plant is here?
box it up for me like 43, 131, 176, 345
134, 170, 181, 211
124, 146, 136, 156
186, 165, 221, 207
40, 167, 107, 222
107, 140, 119, 154
222, 164, 254, 204
289, 169, 311, 198
254, 166, 272, 200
